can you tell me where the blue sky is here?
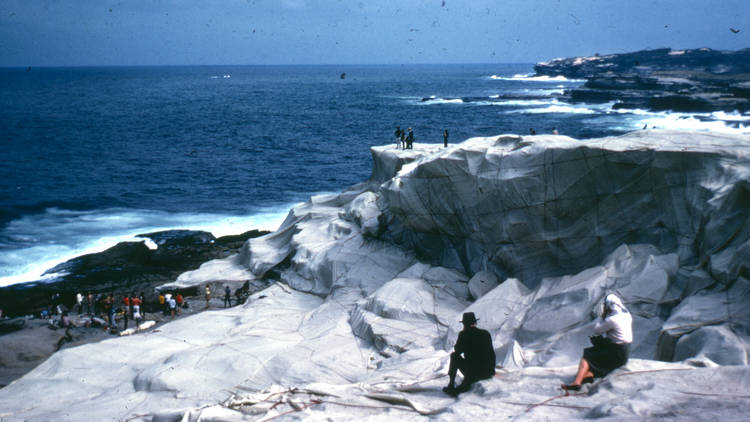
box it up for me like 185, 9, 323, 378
1, 0, 747, 66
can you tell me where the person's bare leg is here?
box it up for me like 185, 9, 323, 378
572, 358, 594, 385
562, 358, 594, 390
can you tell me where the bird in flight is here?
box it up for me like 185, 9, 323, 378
730, 28, 740, 34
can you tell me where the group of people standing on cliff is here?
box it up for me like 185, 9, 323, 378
394, 126, 414, 149
444, 293, 632, 397
393, 126, 451, 149
391, 125, 569, 151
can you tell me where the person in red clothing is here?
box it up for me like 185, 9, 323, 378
176, 293, 183, 315
122, 295, 130, 330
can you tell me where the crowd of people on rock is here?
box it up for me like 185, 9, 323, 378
74, 292, 148, 331
34, 282, 257, 352
158, 292, 185, 319
40, 281, 255, 334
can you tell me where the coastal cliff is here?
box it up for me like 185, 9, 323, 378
1, 131, 749, 421
534, 48, 750, 113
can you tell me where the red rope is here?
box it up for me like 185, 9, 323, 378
525, 391, 586, 413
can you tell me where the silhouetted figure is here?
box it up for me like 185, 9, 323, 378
395, 126, 403, 149
529, 128, 536, 135
139, 292, 146, 320
104, 294, 115, 330
407, 128, 414, 149
224, 285, 232, 308
552, 127, 559, 135
443, 312, 496, 397
443, 129, 449, 147
86, 292, 93, 315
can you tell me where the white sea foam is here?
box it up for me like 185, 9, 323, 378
592, 109, 750, 134
489, 74, 584, 83
0, 206, 293, 287
635, 114, 750, 134
496, 98, 561, 107
711, 111, 750, 121
504, 104, 601, 114
518, 88, 566, 96
416, 96, 562, 107
416, 97, 464, 105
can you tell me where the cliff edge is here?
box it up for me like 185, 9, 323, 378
2, 131, 749, 421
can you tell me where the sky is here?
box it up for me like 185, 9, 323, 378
0, 0, 748, 66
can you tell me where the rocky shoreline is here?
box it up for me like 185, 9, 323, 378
0, 228, 269, 319
534, 47, 750, 113
0, 228, 272, 387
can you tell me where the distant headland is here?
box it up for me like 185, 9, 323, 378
534, 47, 750, 113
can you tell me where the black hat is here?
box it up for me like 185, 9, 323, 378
460, 312, 478, 324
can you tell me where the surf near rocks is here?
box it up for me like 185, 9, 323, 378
0, 229, 268, 318
534, 47, 750, 113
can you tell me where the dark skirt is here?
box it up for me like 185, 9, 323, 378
583, 339, 630, 378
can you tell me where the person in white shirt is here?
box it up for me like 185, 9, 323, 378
562, 294, 633, 391
76, 292, 83, 314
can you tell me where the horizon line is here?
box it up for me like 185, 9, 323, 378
0, 61, 538, 70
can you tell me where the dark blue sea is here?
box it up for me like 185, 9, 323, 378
1, 64, 747, 286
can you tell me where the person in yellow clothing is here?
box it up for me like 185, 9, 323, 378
205, 285, 211, 308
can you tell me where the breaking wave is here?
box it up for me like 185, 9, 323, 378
417, 96, 465, 105
0, 206, 292, 287
489, 74, 585, 83
504, 104, 603, 114
632, 113, 750, 134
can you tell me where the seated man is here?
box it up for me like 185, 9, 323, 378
443, 312, 496, 396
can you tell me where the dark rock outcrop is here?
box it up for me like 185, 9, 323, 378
0, 318, 25, 335
535, 48, 750, 113
0, 229, 268, 318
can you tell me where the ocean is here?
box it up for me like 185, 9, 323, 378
1, 64, 748, 287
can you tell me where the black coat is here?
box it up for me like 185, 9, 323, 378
454, 326, 496, 379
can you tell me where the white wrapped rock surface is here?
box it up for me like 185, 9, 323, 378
3, 131, 750, 421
